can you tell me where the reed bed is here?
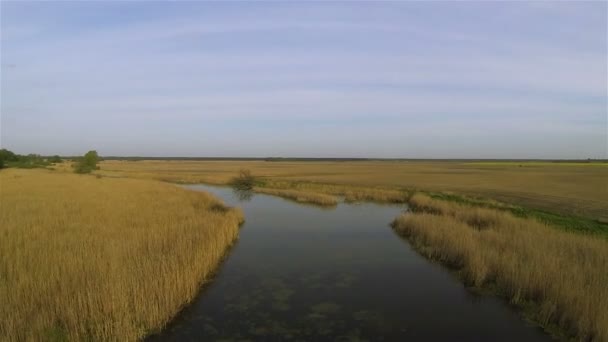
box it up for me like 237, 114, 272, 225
98, 160, 608, 221
340, 187, 408, 203
263, 180, 409, 204
0, 169, 243, 341
393, 194, 608, 341
253, 187, 338, 206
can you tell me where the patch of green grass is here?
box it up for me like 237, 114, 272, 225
426, 192, 608, 237
44, 325, 69, 342
466, 161, 608, 167
510, 207, 608, 236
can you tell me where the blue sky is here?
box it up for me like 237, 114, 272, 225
1, 1, 606, 158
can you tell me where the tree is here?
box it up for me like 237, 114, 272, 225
83, 151, 98, 167
0, 149, 18, 163
73, 150, 99, 174
0, 149, 18, 169
230, 169, 257, 190
49, 155, 62, 163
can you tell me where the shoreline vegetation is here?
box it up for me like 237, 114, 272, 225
220, 169, 608, 339
226, 179, 606, 237
185, 173, 605, 237
96, 160, 608, 222
260, 180, 409, 204
253, 187, 338, 207
89, 159, 607, 236
217, 166, 608, 339
392, 194, 608, 341
0, 169, 243, 341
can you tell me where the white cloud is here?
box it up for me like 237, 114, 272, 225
1, 1, 606, 157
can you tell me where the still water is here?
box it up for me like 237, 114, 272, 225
149, 185, 550, 341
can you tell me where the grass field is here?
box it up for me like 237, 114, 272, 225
393, 194, 608, 341
0, 169, 243, 341
96, 160, 608, 223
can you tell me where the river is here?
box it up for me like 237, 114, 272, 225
148, 184, 550, 341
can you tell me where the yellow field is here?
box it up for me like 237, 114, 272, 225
97, 160, 608, 221
393, 194, 608, 341
0, 169, 243, 341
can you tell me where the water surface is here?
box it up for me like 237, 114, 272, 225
150, 185, 550, 341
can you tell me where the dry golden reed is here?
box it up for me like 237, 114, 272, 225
393, 194, 608, 341
261, 180, 409, 204
253, 187, 337, 206
0, 169, 243, 341
97, 159, 608, 220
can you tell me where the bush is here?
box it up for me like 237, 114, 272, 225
0, 149, 18, 163
49, 155, 62, 164
13, 154, 49, 169
230, 169, 257, 190
0, 150, 59, 169
73, 150, 99, 174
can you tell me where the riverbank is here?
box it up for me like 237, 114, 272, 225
149, 183, 550, 341
392, 194, 608, 341
94, 160, 607, 236
253, 187, 338, 207
34, 160, 608, 340
257, 180, 607, 236
95, 160, 608, 222
0, 169, 243, 341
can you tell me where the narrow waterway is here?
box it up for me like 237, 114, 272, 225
149, 185, 550, 341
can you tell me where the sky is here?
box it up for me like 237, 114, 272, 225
1, 1, 606, 159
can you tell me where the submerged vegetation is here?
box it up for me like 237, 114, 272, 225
253, 187, 338, 207
393, 194, 608, 341
0, 169, 243, 341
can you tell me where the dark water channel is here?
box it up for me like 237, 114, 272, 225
149, 185, 550, 341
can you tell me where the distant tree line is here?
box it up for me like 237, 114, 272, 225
0, 149, 62, 170
0, 149, 100, 174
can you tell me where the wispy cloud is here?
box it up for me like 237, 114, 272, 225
1, 1, 606, 158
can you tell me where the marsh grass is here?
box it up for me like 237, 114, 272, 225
95, 160, 607, 234
262, 180, 409, 204
394, 194, 608, 340
97, 160, 608, 222
253, 187, 338, 206
0, 169, 243, 341
425, 192, 608, 236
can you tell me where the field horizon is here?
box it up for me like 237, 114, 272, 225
35, 155, 608, 163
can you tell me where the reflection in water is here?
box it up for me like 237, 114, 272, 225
231, 188, 253, 202
149, 185, 549, 341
